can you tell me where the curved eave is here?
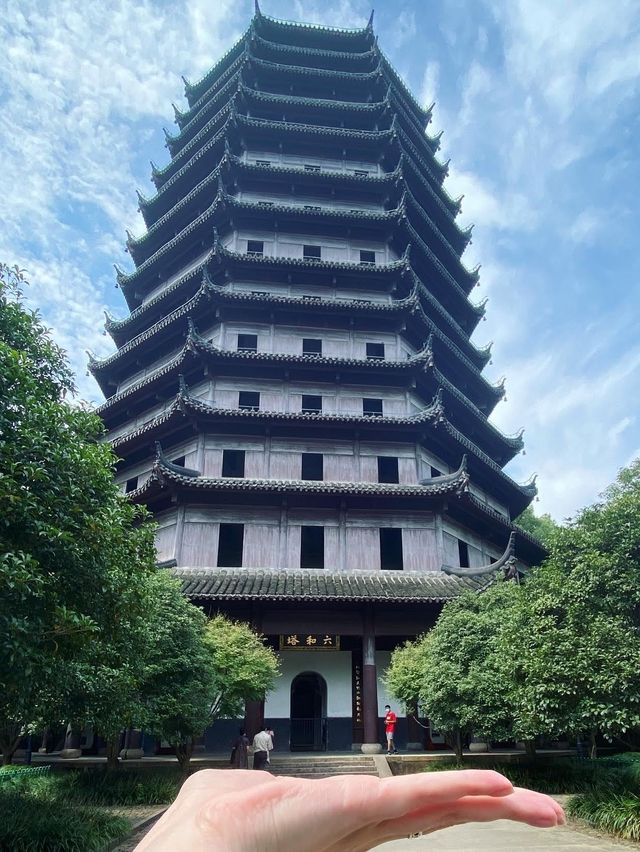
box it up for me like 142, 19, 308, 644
110, 392, 445, 451
107, 393, 533, 515
185, 30, 250, 107
119, 191, 402, 293
172, 82, 391, 157
108, 248, 404, 335
127, 458, 471, 504
249, 31, 378, 69
176, 567, 481, 604
132, 154, 401, 259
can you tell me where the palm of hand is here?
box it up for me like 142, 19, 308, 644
135, 768, 564, 852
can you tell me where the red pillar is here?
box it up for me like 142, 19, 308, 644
361, 608, 382, 754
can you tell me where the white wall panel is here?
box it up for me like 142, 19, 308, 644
264, 651, 352, 717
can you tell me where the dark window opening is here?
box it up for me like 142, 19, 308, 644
366, 342, 385, 360
257, 200, 274, 207
301, 526, 324, 569
301, 394, 322, 414
172, 456, 185, 467
237, 333, 258, 353
380, 528, 403, 570
303, 338, 322, 356
377, 456, 399, 484
256, 159, 271, 167
359, 250, 376, 265
458, 539, 470, 568
238, 391, 260, 411
247, 240, 264, 256
303, 244, 322, 260
363, 397, 383, 417
304, 164, 321, 172
354, 169, 368, 177
430, 465, 441, 478
302, 294, 322, 301
302, 453, 323, 481
222, 449, 245, 478
217, 523, 244, 567
125, 476, 138, 493
251, 290, 267, 296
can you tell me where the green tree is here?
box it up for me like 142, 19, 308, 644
515, 506, 559, 546
0, 263, 158, 763
506, 461, 640, 755
142, 591, 279, 772
386, 583, 520, 760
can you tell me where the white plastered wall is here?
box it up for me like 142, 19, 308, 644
264, 650, 352, 717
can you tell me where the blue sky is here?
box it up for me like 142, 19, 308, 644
1, 0, 639, 521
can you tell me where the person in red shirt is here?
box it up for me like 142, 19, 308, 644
384, 704, 398, 754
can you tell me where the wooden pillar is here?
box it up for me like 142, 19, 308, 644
361, 607, 382, 754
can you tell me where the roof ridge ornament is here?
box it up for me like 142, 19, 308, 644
443, 531, 517, 579
154, 441, 201, 478
254, 0, 261, 15
367, 9, 374, 28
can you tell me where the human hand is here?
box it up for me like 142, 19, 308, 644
135, 767, 565, 851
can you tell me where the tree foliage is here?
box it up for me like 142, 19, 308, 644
388, 461, 640, 757
506, 461, 640, 751
0, 263, 159, 762
514, 506, 559, 547
141, 595, 279, 770
386, 583, 521, 759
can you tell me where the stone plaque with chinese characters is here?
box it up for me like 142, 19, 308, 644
279, 634, 340, 650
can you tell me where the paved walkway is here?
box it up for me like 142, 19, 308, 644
376, 819, 633, 851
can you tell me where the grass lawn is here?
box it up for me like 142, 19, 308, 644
0, 767, 183, 852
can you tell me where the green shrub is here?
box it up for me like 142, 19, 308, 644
53, 768, 183, 806
568, 792, 640, 842
0, 789, 129, 852
421, 757, 635, 794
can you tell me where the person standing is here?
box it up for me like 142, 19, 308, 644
384, 704, 398, 755
252, 724, 273, 770
230, 728, 250, 769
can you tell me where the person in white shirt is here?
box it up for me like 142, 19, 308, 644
252, 725, 273, 770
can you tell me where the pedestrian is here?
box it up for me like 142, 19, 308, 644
252, 724, 273, 770
384, 704, 398, 754
229, 727, 249, 769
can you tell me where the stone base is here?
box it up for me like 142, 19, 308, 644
361, 743, 383, 755
469, 742, 489, 753
119, 748, 145, 760
351, 743, 364, 752
406, 741, 423, 751
37, 747, 48, 754
60, 748, 82, 759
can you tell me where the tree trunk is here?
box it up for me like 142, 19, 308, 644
0, 722, 23, 766
175, 738, 193, 777
589, 729, 598, 759
449, 728, 463, 762
106, 734, 121, 770
524, 739, 537, 762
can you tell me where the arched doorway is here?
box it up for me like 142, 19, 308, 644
290, 672, 327, 751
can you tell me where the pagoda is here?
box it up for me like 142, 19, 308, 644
91, 3, 543, 753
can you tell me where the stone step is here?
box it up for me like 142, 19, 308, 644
268, 757, 378, 778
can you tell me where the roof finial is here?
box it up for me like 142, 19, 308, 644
254, 0, 261, 15
367, 9, 374, 28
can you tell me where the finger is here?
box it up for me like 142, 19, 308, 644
345, 787, 564, 850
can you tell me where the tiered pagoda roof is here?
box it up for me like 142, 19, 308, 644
97, 4, 544, 576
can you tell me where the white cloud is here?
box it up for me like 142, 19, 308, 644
420, 61, 440, 109
568, 208, 601, 244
